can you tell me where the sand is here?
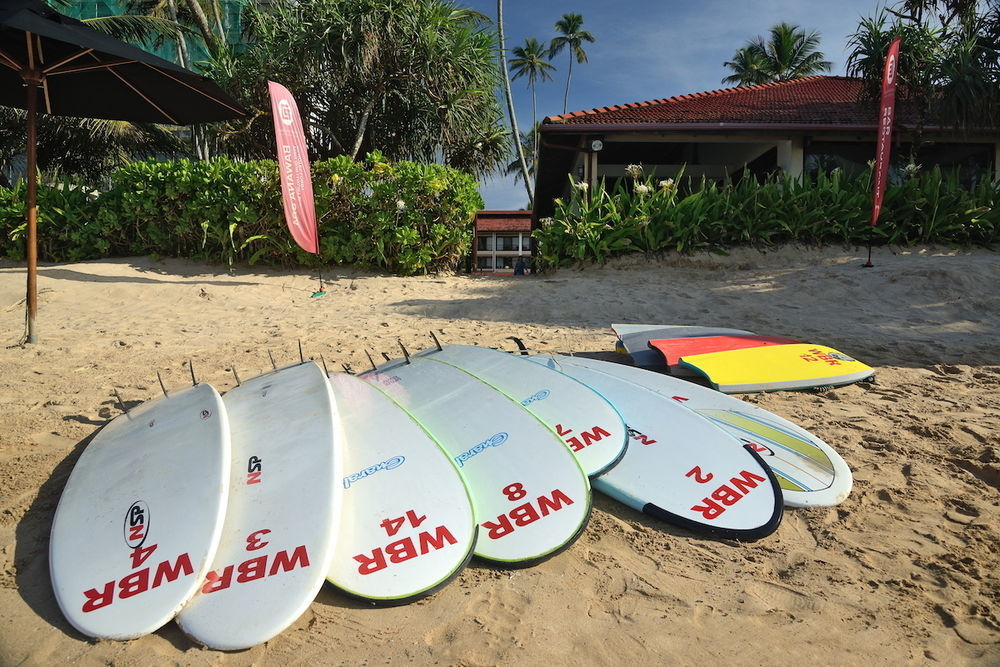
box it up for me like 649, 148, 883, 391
0, 246, 997, 665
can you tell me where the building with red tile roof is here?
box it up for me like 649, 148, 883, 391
533, 76, 997, 220
472, 210, 533, 273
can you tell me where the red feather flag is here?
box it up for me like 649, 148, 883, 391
870, 37, 902, 227
268, 81, 319, 254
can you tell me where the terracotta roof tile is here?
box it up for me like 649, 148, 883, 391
543, 76, 914, 127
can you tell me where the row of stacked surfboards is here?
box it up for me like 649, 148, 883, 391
611, 323, 876, 392
50, 340, 857, 650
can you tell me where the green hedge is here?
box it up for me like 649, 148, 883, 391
0, 152, 483, 276
534, 167, 1000, 267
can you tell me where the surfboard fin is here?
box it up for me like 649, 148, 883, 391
319, 354, 331, 377
188, 359, 197, 386
298, 340, 305, 363
112, 388, 130, 415
267, 350, 277, 370
381, 352, 391, 362
430, 331, 443, 351
365, 350, 378, 371
156, 371, 169, 397
398, 340, 411, 364
231, 364, 242, 386
507, 336, 529, 355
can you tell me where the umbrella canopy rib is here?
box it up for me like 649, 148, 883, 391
0, 48, 20, 69
106, 67, 178, 124
148, 64, 247, 116
42, 46, 95, 74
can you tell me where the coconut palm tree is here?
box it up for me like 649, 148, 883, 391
497, 0, 533, 202
549, 13, 595, 114
509, 38, 555, 168
722, 47, 774, 86
722, 22, 832, 86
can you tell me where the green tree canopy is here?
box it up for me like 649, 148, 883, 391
203, 0, 507, 178
846, 0, 1000, 145
722, 22, 832, 86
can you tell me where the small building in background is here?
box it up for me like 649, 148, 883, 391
472, 211, 533, 274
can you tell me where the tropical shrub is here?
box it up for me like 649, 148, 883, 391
0, 153, 482, 275
533, 167, 999, 268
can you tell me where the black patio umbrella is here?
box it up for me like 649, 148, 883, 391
0, 0, 245, 343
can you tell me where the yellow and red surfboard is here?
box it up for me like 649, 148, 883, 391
679, 344, 875, 393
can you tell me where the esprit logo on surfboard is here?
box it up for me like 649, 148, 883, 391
124, 501, 149, 549
343, 455, 406, 489
455, 432, 507, 467
521, 389, 550, 406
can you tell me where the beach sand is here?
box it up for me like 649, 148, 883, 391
0, 246, 997, 665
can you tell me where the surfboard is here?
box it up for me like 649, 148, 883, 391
679, 344, 876, 393
611, 324, 757, 369
326, 372, 477, 604
49, 383, 230, 640
415, 344, 627, 476
360, 357, 591, 566
528, 355, 783, 539
176, 361, 341, 651
648, 335, 800, 369
527, 354, 852, 507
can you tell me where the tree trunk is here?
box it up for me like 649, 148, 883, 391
350, 97, 378, 160
181, 0, 219, 57
563, 54, 573, 115
498, 0, 533, 206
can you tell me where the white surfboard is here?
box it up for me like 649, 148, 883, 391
326, 372, 477, 603
416, 344, 627, 476
177, 362, 341, 650
611, 324, 757, 369
531, 354, 852, 507
360, 357, 591, 566
530, 355, 783, 539
49, 383, 230, 640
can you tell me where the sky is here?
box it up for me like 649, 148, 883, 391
462, 0, 889, 210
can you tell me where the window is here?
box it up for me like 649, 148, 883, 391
477, 235, 493, 251
476, 256, 495, 269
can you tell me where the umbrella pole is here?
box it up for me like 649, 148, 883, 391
24, 78, 39, 344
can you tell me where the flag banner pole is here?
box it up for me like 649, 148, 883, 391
267, 81, 324, 296
865, 37, 901, 268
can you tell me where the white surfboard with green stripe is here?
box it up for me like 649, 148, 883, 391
526, 355, 852, 507
360, 357, 591, 566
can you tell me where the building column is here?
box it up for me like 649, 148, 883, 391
777, 138, 804, 179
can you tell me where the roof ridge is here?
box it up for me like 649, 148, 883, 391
543, 75, 835, 123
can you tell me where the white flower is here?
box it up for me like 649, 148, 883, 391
575, 181, 589, 191
634, 183, 651, 195
903, 162, 922, 177
396, 199, 406, 211
658, 178, 676, 192
626, 164, 643, 179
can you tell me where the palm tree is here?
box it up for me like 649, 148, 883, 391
497, 0, 533, 202
503, 125, 539, 186
722, 47, 773, 86
0, 1, 190, 184
722, 22, 832, 86
509, 38, 555, 168
846, 3, 1000, 160
549, 13, 595, 114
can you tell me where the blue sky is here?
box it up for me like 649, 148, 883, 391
462, 0, 889, 209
